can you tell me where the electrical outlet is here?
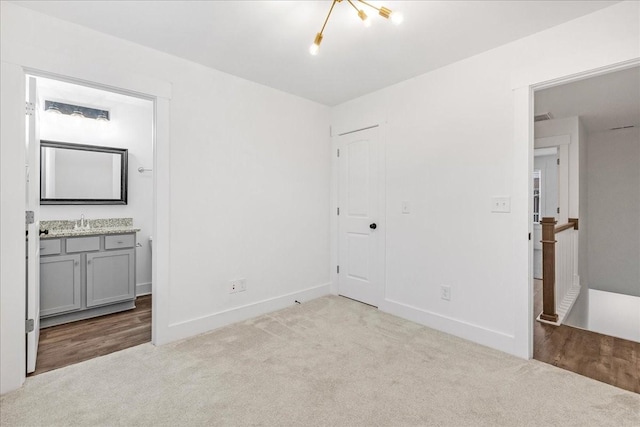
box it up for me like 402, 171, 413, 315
229, 278, 246, 294
440, 285, 451, 301
402, 201, 410, 214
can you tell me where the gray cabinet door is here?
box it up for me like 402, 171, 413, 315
86, 249, 135, 307
40, 254, 81, 316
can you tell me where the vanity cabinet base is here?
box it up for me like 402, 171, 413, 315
41, 300, 135, 328
40, 233, 137, 328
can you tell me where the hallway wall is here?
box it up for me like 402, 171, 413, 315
587, 127, 640, 297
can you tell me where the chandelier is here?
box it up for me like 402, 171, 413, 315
310, 0, 403, 55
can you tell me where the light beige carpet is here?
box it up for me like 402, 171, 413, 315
1, 295, 638, 426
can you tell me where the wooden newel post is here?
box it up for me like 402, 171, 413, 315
540, 217, 558, 323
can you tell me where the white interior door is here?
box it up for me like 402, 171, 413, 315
337, 126, 380, 306
533, 148, 559, 280
26, 76, 41, 373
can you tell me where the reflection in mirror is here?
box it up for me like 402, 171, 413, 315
40, 140, 128, 205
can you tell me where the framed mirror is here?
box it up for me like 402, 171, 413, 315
40, 140, 128, 205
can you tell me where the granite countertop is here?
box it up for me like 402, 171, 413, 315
40, 218, 140, 239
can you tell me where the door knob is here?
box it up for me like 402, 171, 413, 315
369, 223, 377, 230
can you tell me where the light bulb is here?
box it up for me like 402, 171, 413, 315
391, 12, 403, 25
46, 104, 61, 114
70, 109, 84, 119
357, 9, 370, 26
310, 32, 323, 56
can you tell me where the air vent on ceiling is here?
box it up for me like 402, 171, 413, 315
534, 112, 553, 122
609, 125, 636, 131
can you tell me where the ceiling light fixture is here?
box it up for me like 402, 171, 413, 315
310, 0, 403, 55
44, 100, 110, 121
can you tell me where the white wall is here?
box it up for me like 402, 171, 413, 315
0, 60, 28, 396
38, 87, 155, 291
331, 1, 639, 357
1, 2, 331, 394
587, 127, 640, 297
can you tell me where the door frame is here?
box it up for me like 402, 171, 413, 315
18, 66, 171, 374
25, 76, 41, 373
330, 123, 387, 306
516, 58, 639, 359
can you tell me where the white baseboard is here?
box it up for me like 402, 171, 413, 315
136, 282, 152, 296
379, 298, 516, 356
162, 283, 331, 343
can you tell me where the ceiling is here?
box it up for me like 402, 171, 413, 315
535, 66, 640, 133
14, 1, 621, 106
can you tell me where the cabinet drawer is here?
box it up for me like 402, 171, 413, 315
39, 239, 61, 256
66, 236, 100, 253
105, 234, 135, 250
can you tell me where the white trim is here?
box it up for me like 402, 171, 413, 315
161, 283, 331, 343
378, 123, 388, 305
330, 133, 339, 295
379, 299, 516, 355
534, 135, 570, 148
528, 58, 640, 92
512, 85, 534, 359
534, 147, 558, 157
23, 68, 158, 102
136, 282, 152, 296
152, 97, 171, 345
338, 124, 378, 136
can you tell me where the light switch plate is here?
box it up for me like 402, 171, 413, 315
491, 196, 511, 213
402, 201, 410, 214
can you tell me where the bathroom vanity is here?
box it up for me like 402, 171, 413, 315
39, 218, 140, 328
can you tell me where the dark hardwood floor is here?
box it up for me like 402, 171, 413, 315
31, 295, 151, 376
533, 280, 639, 393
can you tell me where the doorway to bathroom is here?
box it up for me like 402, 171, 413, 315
25, 74, 155, 375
